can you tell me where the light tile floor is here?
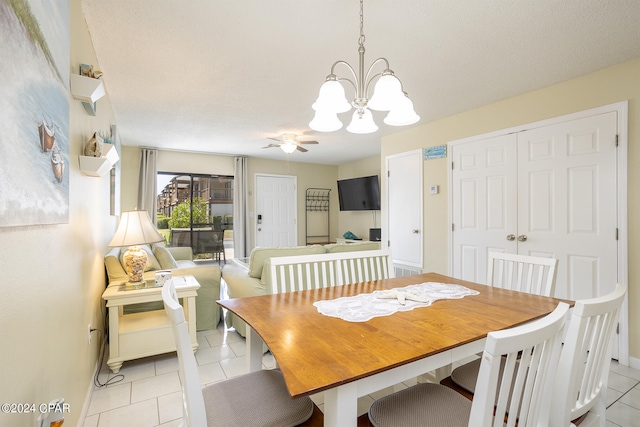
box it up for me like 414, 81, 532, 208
83, 324, 640, 427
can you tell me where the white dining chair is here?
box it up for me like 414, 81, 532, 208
487, 251, 559, 296
445, 252, 559, 392
549, 284, 626, 427
161, 280, 314, 427
368, 302, 569, 427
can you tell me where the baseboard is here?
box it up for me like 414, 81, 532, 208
629, 356, 640, 370
78, 336, 106, 425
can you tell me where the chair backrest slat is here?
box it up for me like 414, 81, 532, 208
487, 252, 558, 297
469, 302, 569, 427
549, 284, 626, 427
162, 281, 207, 427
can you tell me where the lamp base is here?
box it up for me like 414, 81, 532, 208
122, 245, 148, 283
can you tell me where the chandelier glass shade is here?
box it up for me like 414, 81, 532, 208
310, 0, 419, 134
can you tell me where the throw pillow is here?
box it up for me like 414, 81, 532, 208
119, 244, 162, 272
153, 243, 178, 269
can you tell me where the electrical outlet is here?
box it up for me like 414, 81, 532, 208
88, 324, 92, 344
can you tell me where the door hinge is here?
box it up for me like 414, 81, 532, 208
451, 162, 455, 170
617, 323, 620, 334
387, 170, 390, 177
616, 228, 619, 240
615, 134, 619, 147
388, 240, 391, 247
452, 223, 455, 232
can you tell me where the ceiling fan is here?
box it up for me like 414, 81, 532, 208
263, 133, 319, 154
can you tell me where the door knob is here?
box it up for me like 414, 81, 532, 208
412, 229, 419, 234
506, 234, 515, 241
258, 228, 262, 232
518, 234, 527, 242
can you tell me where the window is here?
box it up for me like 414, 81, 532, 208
157, 173, 234, 261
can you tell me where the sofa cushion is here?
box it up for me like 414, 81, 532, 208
153, 243, 179, 269
248, 245, 325, 279
324, 241, 381, 253
119, 244, 161, 272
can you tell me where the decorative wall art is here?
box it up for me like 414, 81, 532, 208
424, 145, 447, 160
106, 125, 121, 216
0, 0, 70, 227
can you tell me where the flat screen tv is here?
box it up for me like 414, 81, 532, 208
337, 175, 381, 211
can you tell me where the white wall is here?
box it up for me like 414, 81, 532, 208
381, 57, 640, 362
0, 1, 118, 425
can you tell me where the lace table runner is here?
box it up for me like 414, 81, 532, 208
313, 282, 480, 322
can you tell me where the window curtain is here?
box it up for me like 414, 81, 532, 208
138, 148, 158, 224
233, 156, 250, 258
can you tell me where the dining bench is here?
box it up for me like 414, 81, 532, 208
265, 249, 395, 294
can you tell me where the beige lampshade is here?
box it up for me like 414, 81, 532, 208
108, 210, 164, 247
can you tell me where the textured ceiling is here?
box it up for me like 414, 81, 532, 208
81, 0, 640, 165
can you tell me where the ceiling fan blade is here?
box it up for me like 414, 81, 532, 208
267, 137, 282, 142
298, 140, 319, 145
296, 146, 309, 152
262, 144, 281, 149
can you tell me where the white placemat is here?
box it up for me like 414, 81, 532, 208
313, 282, 480, 322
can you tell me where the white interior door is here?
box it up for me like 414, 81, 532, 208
450, 105, 625, 361
451, 134, 518, 282
255, 174, 297, 248
517, 111, 618, 301
386, 150, 423, 268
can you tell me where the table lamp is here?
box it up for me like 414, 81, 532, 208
108, 210, 164, 283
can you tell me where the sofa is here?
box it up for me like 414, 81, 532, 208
222, 241, 381, 336
104, 244, 222, 331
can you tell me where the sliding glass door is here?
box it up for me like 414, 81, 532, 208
157, 173, 234, 261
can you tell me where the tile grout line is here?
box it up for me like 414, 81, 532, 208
606, 380, 640, 409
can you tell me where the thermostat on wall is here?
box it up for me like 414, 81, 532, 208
430, 185, 439, 195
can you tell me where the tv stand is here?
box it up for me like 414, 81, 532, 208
336, 238, 374, 244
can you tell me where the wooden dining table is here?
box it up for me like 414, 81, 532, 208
217, 272, 570, 427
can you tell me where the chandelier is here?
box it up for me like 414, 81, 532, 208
309, 0, 419, 134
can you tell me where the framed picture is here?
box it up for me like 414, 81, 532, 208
108, 125, 121, 216
0, 0, 70, 227
424, 145, 447, 160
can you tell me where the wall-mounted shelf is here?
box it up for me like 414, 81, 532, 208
79, 143, 119, 177
70, 74, 105, 116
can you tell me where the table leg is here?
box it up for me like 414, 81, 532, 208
107, 306, 120, 373
323, 382, 358, 427
246, 326, 264, 372
184, 295, 199, 352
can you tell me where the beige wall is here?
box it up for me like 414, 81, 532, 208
381, 57, 640, 363
0, 1, 118, 425
337, 156, 382, 241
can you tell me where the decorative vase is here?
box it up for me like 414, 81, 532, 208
123, 246, 147, 283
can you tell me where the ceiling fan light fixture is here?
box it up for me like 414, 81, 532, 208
309, 109, 343, 132
346, 108, 378, 134
280, 142, 297, 154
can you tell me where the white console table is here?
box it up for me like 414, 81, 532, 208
102, 276, 200, 373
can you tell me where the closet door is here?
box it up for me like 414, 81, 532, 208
517, 111, 618, 301
451, 133, 518, 283
452, 112, 618, 298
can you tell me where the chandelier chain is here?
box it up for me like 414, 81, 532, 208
358, 0, 365, 47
